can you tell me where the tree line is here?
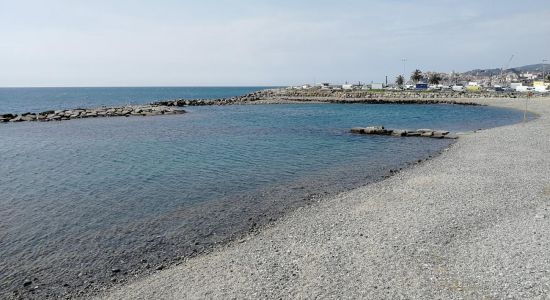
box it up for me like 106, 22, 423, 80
395, 70, 442, 86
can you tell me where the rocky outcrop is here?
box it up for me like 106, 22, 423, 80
351, 126, 458, 139
151, 91, 272, 107
0, 105, 185, 124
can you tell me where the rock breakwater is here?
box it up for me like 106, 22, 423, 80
351, 126, 458, 139
0, 105, 186, 123
151, 90, 272, 107
277, 89, 522, 100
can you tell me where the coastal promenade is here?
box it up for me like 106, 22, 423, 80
101, 97, 550, 299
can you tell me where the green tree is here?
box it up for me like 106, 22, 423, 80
428, 73, 442, 85
395, 75, 404, 86
411, 69, 423, 83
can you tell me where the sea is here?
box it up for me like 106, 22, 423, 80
0, 87, 528, 298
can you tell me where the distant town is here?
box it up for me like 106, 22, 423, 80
292, 63, 550, 93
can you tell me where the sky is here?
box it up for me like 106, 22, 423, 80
1, 0, 549, 87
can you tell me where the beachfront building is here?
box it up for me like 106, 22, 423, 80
371, 83, 384, 90
520, 72, 538, 80
534, 81, 550, 92
510, 82, 523, 89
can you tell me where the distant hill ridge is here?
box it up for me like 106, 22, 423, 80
463, 63, 550, 76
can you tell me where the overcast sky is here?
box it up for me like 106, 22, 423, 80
1, 0, 549, 87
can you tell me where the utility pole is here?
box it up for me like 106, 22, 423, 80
543, 59, 548, 81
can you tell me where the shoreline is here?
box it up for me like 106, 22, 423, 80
100, 96, 550, 299
3, 88, 536, 124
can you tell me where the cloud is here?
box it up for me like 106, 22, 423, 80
0, 0, 548, 86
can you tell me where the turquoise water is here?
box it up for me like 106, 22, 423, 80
0, 88, 528, 298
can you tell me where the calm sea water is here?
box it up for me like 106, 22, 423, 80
0, 86, 272, 114
0, 87, 528, 298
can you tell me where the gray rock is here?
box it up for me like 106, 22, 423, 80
434, 130, 450, 136
9, 116, 23, 122
431, 132, 445, 139
406, 131, 421, 137
416, 129, 433, 133
421, 131, 434, 137
391, 130, 408, 137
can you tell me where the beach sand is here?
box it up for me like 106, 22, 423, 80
100, 97, 550, 299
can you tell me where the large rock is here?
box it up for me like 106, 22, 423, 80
21, 114, 36, 121
1, 113, 16, 119
391, 130, 408, 137
365, 126, 392, 135
421, 131, 434, 137
416, 129, 433, 133
9, 116, 23, 122
406, 131, 421, 137
431, 132, 445, 139
350, 127, 365, 134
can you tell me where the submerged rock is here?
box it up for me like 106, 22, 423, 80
351, 126, 457, 140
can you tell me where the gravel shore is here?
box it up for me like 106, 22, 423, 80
101, 97, 550, 299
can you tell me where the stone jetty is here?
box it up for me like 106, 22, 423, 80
351, 126, 458, 139
151, 90, 269, 107
2, 87, 528, 125
0, 105, 185, 123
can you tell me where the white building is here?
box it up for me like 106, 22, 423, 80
520, 72, 537, 80
510, 82, 523, 89
371, 83, 384, 90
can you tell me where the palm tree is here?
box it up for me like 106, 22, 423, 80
428, 73, 442, 85
411, 69, 423, 83
395, 75, 404, 87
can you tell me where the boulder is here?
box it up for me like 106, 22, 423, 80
9, 116, 23, 122
350, 127, 365, 134
406, 131, 421, 137
416, 129, 433, 133
391, 130, 407, 137
1, 113, 16, 119
21, 114, 36, 121
421, 131, 434, 137
365, 126, 392, 135
431, 132, 445, 139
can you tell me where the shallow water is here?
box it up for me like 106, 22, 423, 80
0, 99, 527, 298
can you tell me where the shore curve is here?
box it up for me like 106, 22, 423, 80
100, 97, 550, 299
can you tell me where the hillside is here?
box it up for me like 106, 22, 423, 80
463, 63, 550, 76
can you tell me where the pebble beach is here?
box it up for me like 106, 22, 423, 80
100, 96, 550, 299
